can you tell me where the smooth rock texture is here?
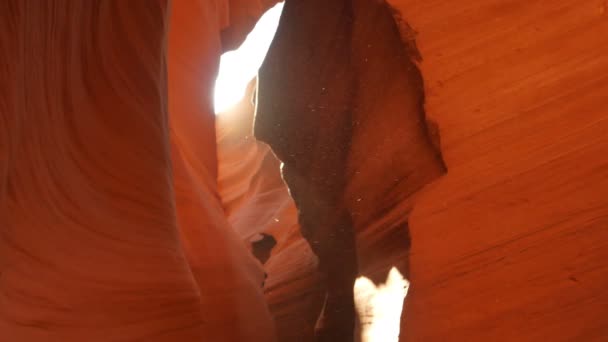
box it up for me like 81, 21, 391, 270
0, 2, 207, 340
2, 0, 608, 341
168, 1, 277, 340
1, 1, 278, 341
217, 81, 324, 341
385, 0, 608, 341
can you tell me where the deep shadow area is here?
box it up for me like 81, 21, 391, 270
255, 0, 446, 340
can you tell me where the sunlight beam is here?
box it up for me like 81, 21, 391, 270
354, 267, 409, 342
214, 2, 284, 114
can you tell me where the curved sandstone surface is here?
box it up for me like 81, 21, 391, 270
2, 0, 608, 341
1, 0, 278, 341
387, 0, 608, 340
217, 81, 324, 341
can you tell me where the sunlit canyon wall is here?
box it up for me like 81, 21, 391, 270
2, 0, 608, 341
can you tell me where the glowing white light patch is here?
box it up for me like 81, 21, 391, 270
213, 2, 284, 114
354, 267, 409, 342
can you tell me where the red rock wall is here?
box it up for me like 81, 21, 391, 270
0, 2, 207, 340
168, 1, 277, 340
3, 0, 607, 341
0, 1, 278, 341
217, 81, 324, 341
386, 0, 608, 340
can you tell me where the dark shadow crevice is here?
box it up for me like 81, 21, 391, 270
255, 0, 446, 340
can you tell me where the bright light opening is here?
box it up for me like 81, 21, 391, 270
354, 267, 409, 342
214, 2, 284, 114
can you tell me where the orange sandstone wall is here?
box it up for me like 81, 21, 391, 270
168, 1, 277, 340
386, 0, 608, 340
3, 0, 607, 341
0, 1, 278, 341
217, 82, 324, 341
0, 2, 207, 340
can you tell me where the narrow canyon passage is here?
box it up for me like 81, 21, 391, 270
216, 0, 444, 340
1, 0, 608, 341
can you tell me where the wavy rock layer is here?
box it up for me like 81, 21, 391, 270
1, 1, 277, 341
386, 0, 608, 341
217, 81, 324, 341
2, 0, 608, 341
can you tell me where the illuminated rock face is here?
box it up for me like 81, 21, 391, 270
217, 81, 323, 341
168, 1, 277, 340
3, 0, 608, 341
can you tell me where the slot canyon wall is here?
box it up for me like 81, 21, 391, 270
1, 0, 608, 342
1, 0, 279, 341
387, 0, 608, 340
